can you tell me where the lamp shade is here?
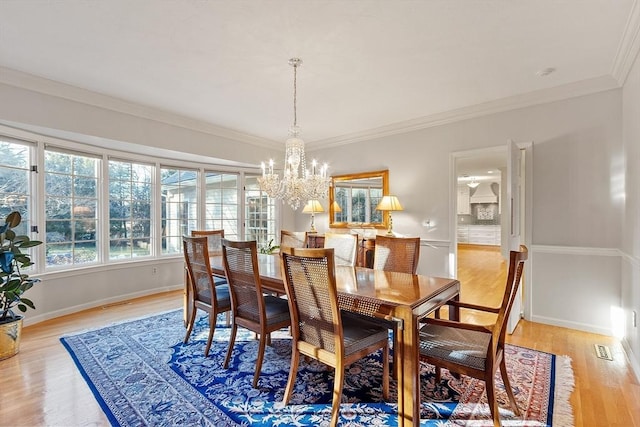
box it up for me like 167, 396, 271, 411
302, 200, 324, 214
376, 195, 403, 212
331, 201, 343, 213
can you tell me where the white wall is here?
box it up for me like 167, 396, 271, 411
311, 89, 623, 337
622, 49, 640, 380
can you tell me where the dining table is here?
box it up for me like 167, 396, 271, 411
201, 252, 460, 427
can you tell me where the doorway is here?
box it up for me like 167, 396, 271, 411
452, 143, 532, 325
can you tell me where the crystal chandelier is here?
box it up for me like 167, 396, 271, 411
258, 58, 330, 210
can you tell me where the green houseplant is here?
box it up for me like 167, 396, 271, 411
0, 211, 42, 359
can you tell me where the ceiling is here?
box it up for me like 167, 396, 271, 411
0, 0, 638, 154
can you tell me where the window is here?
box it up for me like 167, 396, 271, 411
1, 129, 280, 273
45, 149, 100, 267
161, 167, 198, 255
205, 172, 238, 239
0, 137, 33, 238
244, 176, 276, 247
109, 160, 153, 259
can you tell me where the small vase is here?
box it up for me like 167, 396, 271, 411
0, 316, 23, 360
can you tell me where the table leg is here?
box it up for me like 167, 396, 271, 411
449, 294, 460, 321
397, 306, 420, 426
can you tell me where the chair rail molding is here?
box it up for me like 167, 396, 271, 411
531, 244, 620, 257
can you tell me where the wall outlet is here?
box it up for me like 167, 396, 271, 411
152, 267, 158, 275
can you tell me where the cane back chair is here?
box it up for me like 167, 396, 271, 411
280, 247, 389, 426
418, 245, 528, 427
182, 236, 232, 357
221, 239, 291, 388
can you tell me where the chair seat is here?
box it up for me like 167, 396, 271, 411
213, 275, 227, 286
419, 323, 490, 371
235, 296, 289, 324
342, 315, 389, 356
198, 284, 231, 309
262, 295, 291, 326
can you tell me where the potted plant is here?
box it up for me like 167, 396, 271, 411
0, 211, 42, 360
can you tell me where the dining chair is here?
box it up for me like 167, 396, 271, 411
182, 236, 232, 357
373, 234, 421, 274
221, 239, 291, 388
280, 230, 308, 249
418, 245, 528, 427
189, 230, 229, 325
365, 234, 421, 377
280, 247, 389, 427
323, 232, 358, 266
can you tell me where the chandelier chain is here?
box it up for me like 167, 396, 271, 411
293, 61, 297, 128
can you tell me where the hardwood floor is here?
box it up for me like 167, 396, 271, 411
0, 246, 638, 426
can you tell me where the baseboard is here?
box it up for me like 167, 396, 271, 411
23, 284, 183, 327
530, 314, 612, 337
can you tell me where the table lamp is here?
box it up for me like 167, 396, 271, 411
376, 195, 403, 235
302, 200, 324, 233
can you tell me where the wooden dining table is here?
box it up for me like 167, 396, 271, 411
201, 253, 460, 427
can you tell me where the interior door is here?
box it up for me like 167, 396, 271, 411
506, 139, 522, 333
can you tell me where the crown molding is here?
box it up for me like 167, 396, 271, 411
0, 66, 623, 153
612, 0, 640, 85
307, 74, 620, 151
0, 66, 278, 149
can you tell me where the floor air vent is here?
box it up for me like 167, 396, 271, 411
594, 344, 613, 361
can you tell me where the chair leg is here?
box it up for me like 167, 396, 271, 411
253, 331, 268, 388
499, 355, 521, 416
283, 349, 300, 404
183, 304, 197, 344
223, 323, 238, 368
392, 327, 398, 380
382, 342, 389, 400
225, 311, 230, 326
204, 310, 217, 357
435, 366, 442, 382
485, 372, 501, 427
331, 366, 345, 427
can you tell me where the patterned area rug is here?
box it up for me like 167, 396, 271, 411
60, 310, 574, 426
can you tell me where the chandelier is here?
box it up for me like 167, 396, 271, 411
258, 58, 330, 210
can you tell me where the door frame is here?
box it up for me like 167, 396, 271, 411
450, 142, 533, 322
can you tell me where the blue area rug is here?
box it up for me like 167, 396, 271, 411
60, 309, 574, 426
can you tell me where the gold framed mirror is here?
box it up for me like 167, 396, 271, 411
329, 170, 389, 229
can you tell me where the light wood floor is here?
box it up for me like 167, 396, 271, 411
0, 245, 638, 426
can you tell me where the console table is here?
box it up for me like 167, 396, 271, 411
307, 233, 376, 268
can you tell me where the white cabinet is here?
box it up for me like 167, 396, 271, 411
458, 225, 500, 245
457, 185, 470, 215
457, 225, 469, 243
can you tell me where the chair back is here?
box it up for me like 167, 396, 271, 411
191, 229, 224, 256
183, 236, 218, 305
280, 230, 308, 249
323, 232, 358, 266
221, 239, 266, 323
281, 247, 341, 354
373, 235, 421, 274
493, 245, 528, 351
